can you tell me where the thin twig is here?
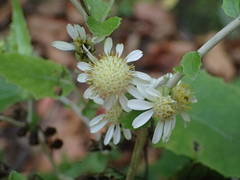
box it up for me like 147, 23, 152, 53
0, 115, 24, 127
59, 96, 89, 125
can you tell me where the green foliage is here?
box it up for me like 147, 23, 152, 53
8, 171, 27, 180
148, 149, 190, 179
8, 0, 32, 55
87, 16, 121, 37
157, 71, 240, 177
0, 77, 27, 111
84, 0, 109, 21
0, 53, 74, 99
40, 152, 113, 179
180, 51, 201, 78
222, 0, 240, 18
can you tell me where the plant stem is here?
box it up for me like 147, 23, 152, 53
27, 100, 33, 123
70, 0, 88, 22
0, 115, 25, 127
168, 15, 240, 88
126, 128, 148, 180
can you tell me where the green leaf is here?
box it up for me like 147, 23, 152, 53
87, 16, 121, 37
156, 71, 240, 177
0, 77, 27, 112
0, 53, 74, 99
180, 51, 201, 77
9, 0, 32, 55
84, 0, 109, 21
222, 0, 240, 18
147, 149, 190, 179
8, 171, 27, 180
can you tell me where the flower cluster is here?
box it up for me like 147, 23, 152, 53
52, 24, 197, 145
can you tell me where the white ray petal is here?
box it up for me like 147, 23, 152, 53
171, 116, 176, 130
162, 121, 172, 142
104, 37, 113, 55
104, 124, 115, 145
77, 62, 91, 71
127, 86, 144, 99
93, 96, 104, 105
89, 114, 105, 126
104, 96, 117, 110
77, 73, 88, 83
128, 99, 153, 110
181, 112, 191, 122
125, 50, 143, 63
134, 71, 151, 81
66, 24, 78, 39
83, 87, 95, 99
119, 95, 131, 112
116, 43, 124, 57
123, 128, 132, 140
132, 109, 154, 128
90, 120, 108, 133
152, 121, 164, 144
113, 124, 121, 144
75, 24, 86, 40
52, 41, 75, 51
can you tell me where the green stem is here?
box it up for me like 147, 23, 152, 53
126, 128, 148, 180
70, 0, 88, 22
27, 100, 33, 124
0, 115, 24, 127
167, 15, 240, 88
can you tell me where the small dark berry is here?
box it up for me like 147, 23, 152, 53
50, 139, 63, 149
29, 131, 39, 146
44, 127, 57, 137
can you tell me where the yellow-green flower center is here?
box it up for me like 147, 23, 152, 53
88, 56, 133, 98
73, 38, 94, 62
153, 96, 176, 121
105, 103, 122, 123
172, 84, 193, 111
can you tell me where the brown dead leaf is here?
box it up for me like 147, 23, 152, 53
134, 2, 176, 39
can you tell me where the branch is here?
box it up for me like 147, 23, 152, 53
0, 115, 25, 127
168, 15, 240, 88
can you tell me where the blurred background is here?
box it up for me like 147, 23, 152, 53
0, 0, 239, 179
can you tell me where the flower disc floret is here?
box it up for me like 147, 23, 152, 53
153, 96, 176, 120
172, 83, 195, 111
88, 56, 134, 97
104, 103, 122, 123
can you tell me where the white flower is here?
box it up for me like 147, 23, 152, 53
52, 24, 103, 51
89, 103, 132, 145
128, 88, 177, 144
77, 37, 150, 111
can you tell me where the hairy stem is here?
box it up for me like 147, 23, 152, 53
168, 15, 240, 88
126, 128, 148, 180
70, 0, 88, 22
